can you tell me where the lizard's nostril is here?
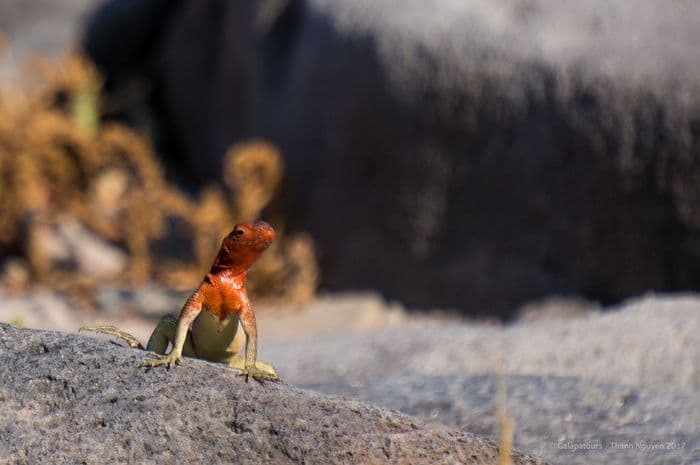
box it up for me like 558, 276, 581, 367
255, 221, 275, 237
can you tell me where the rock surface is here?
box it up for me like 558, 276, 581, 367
269, 294, 700, 394
308, 374, 700, 465
264, 294, 700, 464
1, 292, 699, 464
0, 323, 543, 465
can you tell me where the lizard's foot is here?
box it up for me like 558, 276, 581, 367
79, 325, 144, 349
226, 355, 281, 382
141, 352, 183, 369
237, 364, 280, 383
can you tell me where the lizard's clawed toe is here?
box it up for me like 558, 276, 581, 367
141, 353, 182, 369
237, 366, 280, 383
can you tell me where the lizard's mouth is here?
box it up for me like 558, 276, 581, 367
254, 237, 273, 250
253, 221, 275, 249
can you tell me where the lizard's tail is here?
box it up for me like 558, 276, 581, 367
79, 325, 145, 350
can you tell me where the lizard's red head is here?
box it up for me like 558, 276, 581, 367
211, 221, 276, 274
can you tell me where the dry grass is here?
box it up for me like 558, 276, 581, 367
496, 366, 514, 465
0, 52, 317, 303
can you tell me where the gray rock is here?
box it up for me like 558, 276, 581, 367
0, 290, 82, 332
93, 285, 189, 318
268, 295, 700, 394
261, 295, 700, 464
30, 218, 128, 279
305, 374, 700, 465
0, 323, 544, 465
2, 292, 697, 464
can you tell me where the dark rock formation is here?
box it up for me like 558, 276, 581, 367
84, 0, 700, 316
0, 323, 543, 465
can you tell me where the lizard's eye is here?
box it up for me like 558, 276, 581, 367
233, 228, 245, 237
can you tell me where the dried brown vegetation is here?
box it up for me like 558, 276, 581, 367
0, 53, 317, 303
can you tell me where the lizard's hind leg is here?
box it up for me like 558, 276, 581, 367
79, 325, 144, 349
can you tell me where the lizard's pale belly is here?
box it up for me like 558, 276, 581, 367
190, 309, 246, 362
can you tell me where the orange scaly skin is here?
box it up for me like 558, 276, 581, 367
81, 221, 280, 382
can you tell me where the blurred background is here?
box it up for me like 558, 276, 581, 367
2, 0, 700, 321
1, 1, 700, 463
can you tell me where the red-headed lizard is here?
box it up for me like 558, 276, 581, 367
81, 221, 280, 381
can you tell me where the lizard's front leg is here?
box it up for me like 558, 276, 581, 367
145, 314, 196, 356
142, 291, 202, 369
237, 297, 280, 382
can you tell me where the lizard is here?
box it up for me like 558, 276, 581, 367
81, 220, 280, 382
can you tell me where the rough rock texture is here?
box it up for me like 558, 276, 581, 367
0, 323, 544, 465
84, 0, 700, 316
265, 294, 700, 465
309, 374, 700, 465
2, 293, 698, 465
